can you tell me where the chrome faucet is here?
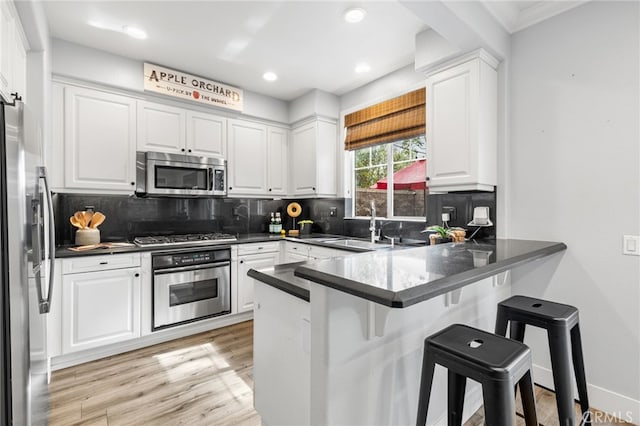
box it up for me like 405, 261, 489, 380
369, 200, 379, 243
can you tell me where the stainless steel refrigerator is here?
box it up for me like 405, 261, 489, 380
1, 94, 55, 424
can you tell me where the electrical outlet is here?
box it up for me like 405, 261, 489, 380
442, 206, 456, 221
623, 235, 640, 256
329, 207, 337, 217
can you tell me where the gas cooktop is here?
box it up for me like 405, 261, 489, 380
133, 232, 237, 247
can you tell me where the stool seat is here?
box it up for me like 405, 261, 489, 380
496, 296, 590, 426
427, 324, 532, 382
498, 295, 579, 329
417, 324, 538, 426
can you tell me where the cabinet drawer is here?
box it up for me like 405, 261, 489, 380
237, 242, 280, 256
62, 253, 141, 274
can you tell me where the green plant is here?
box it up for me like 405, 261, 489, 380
425, 225, 453, 239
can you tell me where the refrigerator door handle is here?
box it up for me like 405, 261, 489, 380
35, 167, 55, 314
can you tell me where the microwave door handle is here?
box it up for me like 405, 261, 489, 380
209, 168, 214, 191
36, 167, 56, 314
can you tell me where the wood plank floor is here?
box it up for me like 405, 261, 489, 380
50, 320, 632, 425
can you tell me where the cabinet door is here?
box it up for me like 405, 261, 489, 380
227, 119, 267, 195
62, 268, 141, 353
137, 101, 186, 154
267, 127, 288, 196
291, 122, 317, 196
426, 61, 475, 188
186, 111, 226, 158
0, 1, 14, 96
237, 252, 279, 313
64, 86, 137, 192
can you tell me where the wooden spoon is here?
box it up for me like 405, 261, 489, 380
69, 216, 83, 229
74, 211, 86, 229
90, 212, 106, 229
83, 211, 94, 229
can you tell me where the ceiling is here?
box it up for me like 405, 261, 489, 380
43, 1, 429, 101
42, 1, 586, 102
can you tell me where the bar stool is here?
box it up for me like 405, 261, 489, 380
416, 324, 538, 426
495, 295, 590, 425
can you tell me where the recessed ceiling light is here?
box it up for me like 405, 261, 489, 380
355, 63, 371, 73
263, 71, 278, 82
344, 7, 367, 23
123, 26, 147, 40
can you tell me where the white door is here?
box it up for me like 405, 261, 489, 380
291, 122, 317, 196
237, 253, 278, 313
227, 119, 267, 195
61, 268, 141, 353
186, 111, 226, 158
267, 126, 288, 196
137, 101, 186, 154
64, 86, 137, 192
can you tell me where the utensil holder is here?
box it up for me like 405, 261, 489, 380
75, 228, 100, 246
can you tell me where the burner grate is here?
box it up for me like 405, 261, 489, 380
134, 232, 237, 247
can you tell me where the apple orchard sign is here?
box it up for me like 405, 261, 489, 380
143, 63, 243, 112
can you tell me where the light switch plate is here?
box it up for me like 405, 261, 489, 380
623, 235, 640, 256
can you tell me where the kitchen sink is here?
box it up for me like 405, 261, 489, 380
313, 238, 390, 250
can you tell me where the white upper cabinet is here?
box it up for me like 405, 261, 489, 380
425, 49, 498, 192
138, 101, 227, 158
266, 126, 288, 196
291, 118, 337, 197
186, 110, 226, 158
137, 101, 186, 154
227, 119, 268, 195
227, 119, 288, 197
63, 85, 137, 193
0, 1, 26, 101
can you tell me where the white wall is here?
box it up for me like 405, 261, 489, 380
51, 38, 290, 124
508, 1, 640, 420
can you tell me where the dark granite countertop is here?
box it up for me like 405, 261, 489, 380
275, 239, 567, 308
248, 261, 312, 302
54, 233, 389, 258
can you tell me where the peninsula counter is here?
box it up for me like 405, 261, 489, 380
249, 239, 566, 425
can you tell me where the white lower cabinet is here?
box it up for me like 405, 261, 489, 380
61, 264, 141, 354
254, 280, 310, 425
235, 242, 281, 313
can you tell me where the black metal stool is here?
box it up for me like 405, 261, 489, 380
416, 324, 537, 426
495, 295, 590, 426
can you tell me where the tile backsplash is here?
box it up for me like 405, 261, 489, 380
54, 191, 495, 245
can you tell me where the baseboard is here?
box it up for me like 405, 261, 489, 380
532, 364, 640, 424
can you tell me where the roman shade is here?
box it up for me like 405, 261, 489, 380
344, 88, 426, 151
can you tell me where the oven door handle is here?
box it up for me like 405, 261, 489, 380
153, 261, 230, 275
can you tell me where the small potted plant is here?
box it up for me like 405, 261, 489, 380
425, 225, 466, 245
299, 220, 314, 235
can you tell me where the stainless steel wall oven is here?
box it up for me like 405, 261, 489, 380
152, 246, 231, 331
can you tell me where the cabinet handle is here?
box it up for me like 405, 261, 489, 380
268, 188, 272, 192
131, 182, 135, 186
99, 261, 108, 265
134, 273, 140, 277
426, 177, 430, 181
188, 149, 192, 153
229, 186, 232, 190
181, 148, 185, 152
240, 260, 244, 264
312, 187, 316, 191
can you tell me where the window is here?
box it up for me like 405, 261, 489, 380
353, 135, 427, 218
345, 88, 427, 219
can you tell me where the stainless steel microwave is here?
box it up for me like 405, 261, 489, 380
136, 151, 226, 197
